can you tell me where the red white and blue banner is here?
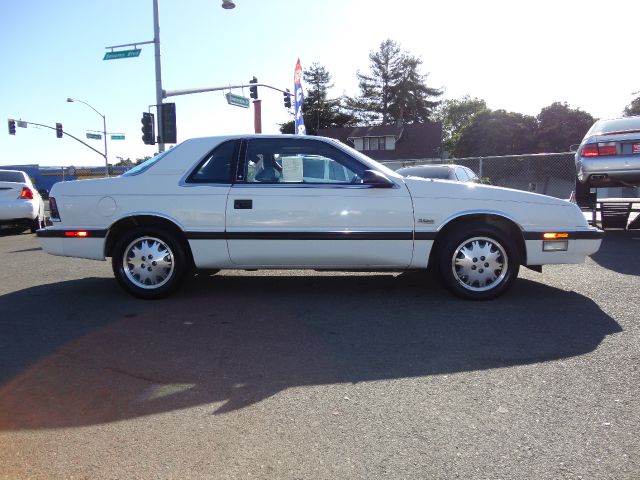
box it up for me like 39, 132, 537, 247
294, 59, 306, 135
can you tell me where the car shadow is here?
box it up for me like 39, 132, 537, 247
589, 230, 640, 276
0, 272, 621, 431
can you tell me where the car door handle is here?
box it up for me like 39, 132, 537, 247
234, 199, 253, 209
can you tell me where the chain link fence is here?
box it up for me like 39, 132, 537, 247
383, 153, 639, 200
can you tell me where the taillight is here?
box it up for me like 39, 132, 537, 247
19, 187, 34, 200
49, 196, 60, 220
582, 142, 617, 157
65, 231, 89, 237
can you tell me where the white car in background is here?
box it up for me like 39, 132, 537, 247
0, 169, 45, 233
38, 135, 603, 300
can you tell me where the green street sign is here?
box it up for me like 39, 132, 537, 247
103, 49, 141, 61
86, 132, 102, 140
111, 134, 125, 140
225, 92, 250, 109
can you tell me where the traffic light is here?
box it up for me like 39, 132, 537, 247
158, 103, 176, 144
8, 119, 16, 135
141, 112, 155, 145
283, 89, 292, 109
249, 77, 258, 100
55, 123, 63, 138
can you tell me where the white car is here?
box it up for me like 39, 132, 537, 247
0, 169, 45, 233
37, 135, 603, 300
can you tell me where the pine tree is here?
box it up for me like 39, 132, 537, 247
347, 39, 442, 125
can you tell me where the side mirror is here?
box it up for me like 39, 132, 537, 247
569, 144, 580, 152
362, 169, 394, 187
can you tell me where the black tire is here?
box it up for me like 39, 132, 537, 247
438, 225, 520, 300
111, 226, 187, 299
29, 213, 42, 234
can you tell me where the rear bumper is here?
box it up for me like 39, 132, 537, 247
37, 228, 106, 260
577, 156, 640, 186
0, 201, 38, 222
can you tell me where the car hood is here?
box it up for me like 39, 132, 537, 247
404, 177, 566, 205
402, 177, 589, 230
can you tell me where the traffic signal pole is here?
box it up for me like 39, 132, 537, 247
152, 0, 165, 152
13, 120, 106, 158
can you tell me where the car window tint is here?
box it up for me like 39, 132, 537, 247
188, 141, 236, 183
244, 138, 365, 184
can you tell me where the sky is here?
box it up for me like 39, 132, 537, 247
1, 0, 638, 167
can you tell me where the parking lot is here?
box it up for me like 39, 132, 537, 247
0, 230, 638, 479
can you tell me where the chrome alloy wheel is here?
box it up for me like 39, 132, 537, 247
122, 236, 175, 290
450, 236, 508, 292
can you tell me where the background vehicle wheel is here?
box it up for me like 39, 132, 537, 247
29, 211, 43, 233
438, 225, 520, 300
111, 227, 187, 299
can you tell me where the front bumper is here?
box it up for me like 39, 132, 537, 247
524, 228, 604, 265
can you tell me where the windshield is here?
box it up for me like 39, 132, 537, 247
587, 117, 640, 136
122, 149, 172, 176
0, 170, 26, 183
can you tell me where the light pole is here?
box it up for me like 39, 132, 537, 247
66, 98, 109, 177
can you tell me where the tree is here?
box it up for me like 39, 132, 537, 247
623, 96, 640, 116
433, 96, 487, 154
452, 109, 538, 157
279, 63, 356, 135
535, 102, 595, 152
346, 39, 442, 125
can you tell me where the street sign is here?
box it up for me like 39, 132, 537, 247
17, 121, 27, 128
86, 133, 102, 140
225, 93, 250, 109
111, 134, 125, 140
103, 49, 141, 60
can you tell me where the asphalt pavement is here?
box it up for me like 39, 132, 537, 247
0, 229, 638, 479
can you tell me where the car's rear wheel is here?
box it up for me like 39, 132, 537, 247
438, 226, 519, 300
29, 211, 42, 233
111, 227, 186, 299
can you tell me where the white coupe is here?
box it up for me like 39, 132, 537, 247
38, 135, 603, 300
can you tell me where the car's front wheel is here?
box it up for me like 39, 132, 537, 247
438, 226, 519, 300
111, 227, 187, 299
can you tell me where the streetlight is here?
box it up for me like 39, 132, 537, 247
66, 97, 109, 177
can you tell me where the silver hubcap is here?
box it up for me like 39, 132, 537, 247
122, 236, 174, 290
451, 236, 508, 292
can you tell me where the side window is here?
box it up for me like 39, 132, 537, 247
187, 141, 236, 183
243, 139, 366, 184
465, 168, 479, 182
455, 167, 468, 181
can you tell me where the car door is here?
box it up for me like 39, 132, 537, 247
225, 137, 414, 268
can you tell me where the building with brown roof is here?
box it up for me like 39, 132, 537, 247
318, 122, 442, 161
